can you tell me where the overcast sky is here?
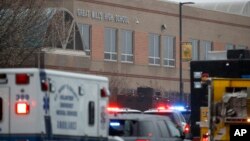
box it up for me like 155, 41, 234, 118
162, 0, 249, 3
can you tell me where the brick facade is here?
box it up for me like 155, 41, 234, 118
134, 31, 148, 65
91, 25, 104, 61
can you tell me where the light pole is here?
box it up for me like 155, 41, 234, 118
179, 2, 194, 104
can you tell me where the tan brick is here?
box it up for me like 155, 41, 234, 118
91, 25, 104, 61
134, 31, 148, 65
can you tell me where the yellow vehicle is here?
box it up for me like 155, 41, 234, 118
200, 78, 250, 141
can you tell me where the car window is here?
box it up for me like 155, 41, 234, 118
171, 112, 181, 125
181, 111, 191, 122
165, 119, 181, 137
177, 112, 186, 123
157, 120, 170, 138
139, 121, 155, 137
109, 119, 138, 136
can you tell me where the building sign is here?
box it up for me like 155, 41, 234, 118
182, 42, 192, 62
77, 8, 129, 24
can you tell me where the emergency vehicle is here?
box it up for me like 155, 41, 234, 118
0, 68, 110, 141
190, 49, 250, 140
200, 78, 250, 141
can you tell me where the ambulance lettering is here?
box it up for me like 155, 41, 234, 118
54, 85, 79, 130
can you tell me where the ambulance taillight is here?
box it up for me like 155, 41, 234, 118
16, 74, 29, 84
15, 102, 30, 115
41, 80, 49, 91
101, 87, 109, 97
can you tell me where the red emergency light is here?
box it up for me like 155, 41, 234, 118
15, 102, 30, 115
16, 74, 29, 84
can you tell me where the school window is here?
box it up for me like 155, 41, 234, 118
121, 30, 133, 63
149, 33, 160, 65
190, 39, 199, 61
225, 43, 235, 50
105, 28, 117, 61
79, 24, 91, 55
200, 40, 212, 60
163, 35, 175, 67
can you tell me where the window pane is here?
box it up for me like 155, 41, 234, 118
104, 53, 110, 60
163, 36, 175, 67
200, 40, 212, 60
105, 28, 117, 61
121, 30, 133, 62
149, 34, 154, 56
149, 33, 160, 65
80, 24, 90, 52
105, 28, 111, 52
191, 39, 199, 60
225, 43, 234, 50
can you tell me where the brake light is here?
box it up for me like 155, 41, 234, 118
15, 102, 30, 115
101, 87, 108, 97
184, 124, 190, 134
202, 133, 209, 141
247, 118, 250, 123
16, 74, 29, 84
41, 80, 49, 91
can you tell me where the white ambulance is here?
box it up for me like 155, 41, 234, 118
0, 68, 110, 141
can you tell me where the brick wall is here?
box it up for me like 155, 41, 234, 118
91, 25, 104, 61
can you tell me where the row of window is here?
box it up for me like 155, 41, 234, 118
79, 24, 176, 67
78, 23, 248, 67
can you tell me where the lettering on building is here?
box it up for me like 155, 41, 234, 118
77, 8, 129, 24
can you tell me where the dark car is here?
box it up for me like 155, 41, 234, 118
108, 113, 184, 141
144, 107, 191, 139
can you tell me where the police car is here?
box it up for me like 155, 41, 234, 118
107, 107, 142, 114
144, 106, 191, 138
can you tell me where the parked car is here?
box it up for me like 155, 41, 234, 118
108, 113, 184, 141
144, 106, 191, 139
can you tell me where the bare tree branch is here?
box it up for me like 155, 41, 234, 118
0, 0, 53, 67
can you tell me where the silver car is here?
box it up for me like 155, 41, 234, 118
108, 113, 184, 141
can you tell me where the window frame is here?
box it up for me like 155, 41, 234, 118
121, 29, 134, 63
148, 33, 160, 66
79, 23, 91, 55
163, 35, 175, 67
104, 27, 118, 61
